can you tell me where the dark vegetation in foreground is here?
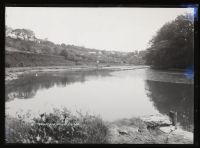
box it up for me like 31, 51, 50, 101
6, 108, 108, 143
6, 108, 193, 144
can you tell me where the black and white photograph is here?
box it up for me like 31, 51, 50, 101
5, 5, 196, 144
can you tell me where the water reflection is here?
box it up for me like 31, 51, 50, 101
5, 69, 194, 132
145, 80, 194, 132
5, 70, 112, 101
6, 69, 160, 121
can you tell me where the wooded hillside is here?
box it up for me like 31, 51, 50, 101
5, 27, 146, 67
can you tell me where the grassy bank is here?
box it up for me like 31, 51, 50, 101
6, 108, 108, 144
5, 51, 76, 67
5, 108, 193, 144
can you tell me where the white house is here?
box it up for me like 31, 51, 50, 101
88, 51, 96, 54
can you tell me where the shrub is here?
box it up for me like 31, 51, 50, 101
5, 108, 109, 144
18, 62, 24, 67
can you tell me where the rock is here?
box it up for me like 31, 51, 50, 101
117, 126, 138, 135
160, 126, 176, 133
140, 114, 171, 128
108, 115, 193, 144
167, 129, 193, 144
118, 129, 128, 135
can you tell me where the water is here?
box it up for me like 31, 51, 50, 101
5, 68, 194, 132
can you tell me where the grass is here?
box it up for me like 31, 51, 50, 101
5, 108, 193, 144
5, 108, 109, 144
5, 51, 75, 67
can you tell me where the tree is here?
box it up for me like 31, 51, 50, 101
134, 50, 138, 55
145, 13, 194, 69
22, 29, 35, 39
12, 29, 35, 40
61, 43, 67, 48
60, 49, 69, 59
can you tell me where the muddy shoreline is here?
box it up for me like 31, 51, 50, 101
5, 65, 149, 82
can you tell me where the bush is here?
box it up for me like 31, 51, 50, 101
5, 108, 109, 144
18, 62, 24, 67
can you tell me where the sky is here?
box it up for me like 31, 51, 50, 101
6, 7, 194, 52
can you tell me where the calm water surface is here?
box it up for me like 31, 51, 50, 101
5, 68, 194, 131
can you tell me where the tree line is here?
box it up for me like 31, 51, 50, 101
6, 27, 146, 66
145, 13, 194, 69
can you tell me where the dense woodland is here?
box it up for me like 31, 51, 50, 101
145, 14, 194, 69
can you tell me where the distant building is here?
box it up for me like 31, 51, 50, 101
98, 51, 102, 55
88, 51, 96, 54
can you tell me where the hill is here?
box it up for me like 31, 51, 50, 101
5, 27, 146, 67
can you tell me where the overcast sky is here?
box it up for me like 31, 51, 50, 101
6, 7, 194, 52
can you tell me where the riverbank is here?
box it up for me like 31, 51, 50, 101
5, 65, 149, 82
108, 114, 193, 144
5, 109, 193, 144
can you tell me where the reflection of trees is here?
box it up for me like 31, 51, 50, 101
6, 70, 111, 101
145, 80, 194, 132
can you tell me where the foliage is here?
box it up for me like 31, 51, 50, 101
60, 49, 68, 59
18, 62, 24, 67
5, 27, 145, 66
5, 51, 75, 67
11, 29, 35, 40
145, 13, 194, 69
5, 108, 109, 144
59, 49, 77, 61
